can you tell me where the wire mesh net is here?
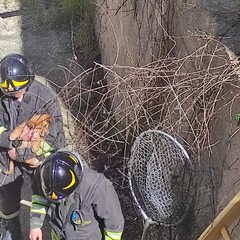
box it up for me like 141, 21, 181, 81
128, 130, 195, 226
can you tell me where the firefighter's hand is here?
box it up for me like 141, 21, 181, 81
8, 148, 17, 160
29, 228, 42, 240
19, 125, 40, 141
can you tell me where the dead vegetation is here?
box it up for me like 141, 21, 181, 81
45, 36, 240, 239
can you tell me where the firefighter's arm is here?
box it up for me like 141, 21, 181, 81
30, 194, 48, 229
0, 109, 26, 149
30, 168, 49, 230
0, 124, 15, 148
93, 176, 124, 240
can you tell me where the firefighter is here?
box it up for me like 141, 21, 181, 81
29, 149, 125, 240
0, 53, 66, 239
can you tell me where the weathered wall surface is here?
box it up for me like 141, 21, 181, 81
95, 0, 171, 69
96, 0, 240, 67
95, 0, 240, 237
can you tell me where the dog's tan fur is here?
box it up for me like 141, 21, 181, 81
4, 114, 52, 175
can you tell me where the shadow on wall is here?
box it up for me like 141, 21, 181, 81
204, 0, 240, 57
19, 0, 73, 88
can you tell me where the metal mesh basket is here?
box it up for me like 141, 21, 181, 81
128, 130, 195, 227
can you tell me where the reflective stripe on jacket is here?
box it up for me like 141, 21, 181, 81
104, 229, 123, 240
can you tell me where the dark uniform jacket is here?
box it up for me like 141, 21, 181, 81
0, 77, 66, 183
30, 167, 125, 240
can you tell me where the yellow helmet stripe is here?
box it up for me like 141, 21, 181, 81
12, 79, 29, 87
0, 80, 8, 88
69, 155, 78, 163
63, 169, 76, 189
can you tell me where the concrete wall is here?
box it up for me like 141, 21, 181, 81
95, 0, 240, 237
96, 0, 240, 66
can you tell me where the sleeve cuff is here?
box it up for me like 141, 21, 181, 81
30, 221, 44, 230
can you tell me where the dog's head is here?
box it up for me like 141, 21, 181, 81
27, 114, 52, 136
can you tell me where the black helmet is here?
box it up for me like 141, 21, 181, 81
40, 149, 83, 202
0, 53, 34, 94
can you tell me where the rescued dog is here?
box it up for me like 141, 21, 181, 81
4, 114, 52, 175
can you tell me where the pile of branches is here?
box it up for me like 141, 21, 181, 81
59, 38, 239, 163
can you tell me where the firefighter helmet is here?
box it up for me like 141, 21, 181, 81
0, 53, 34, 95
40, 150, 83, 202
